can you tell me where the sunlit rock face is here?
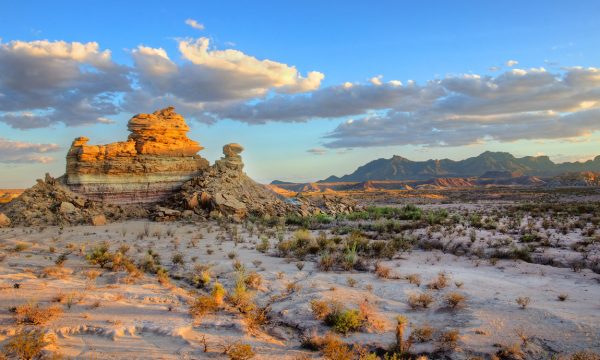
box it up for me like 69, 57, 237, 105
66, 107, 209, 204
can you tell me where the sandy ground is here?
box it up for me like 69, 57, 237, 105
0, 220, 599, 359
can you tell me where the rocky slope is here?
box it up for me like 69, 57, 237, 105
162, 144, 359, 220
0, 174, 148, 227
323, 151, 600, 182
66, 107, 209, 204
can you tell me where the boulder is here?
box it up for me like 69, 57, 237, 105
91, 214, 107, 226
59, 202, 77, 214
0, 213, 10, 228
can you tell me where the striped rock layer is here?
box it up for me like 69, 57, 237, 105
66, 107, 209, 204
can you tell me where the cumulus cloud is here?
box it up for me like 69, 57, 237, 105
185, 18, 205, 30
0, 137, 60, 163
506, 59, 519, 67
320, 67, 600, 148
0, 40, 129, 129
209, 66, 600, 147
125, 37, 324, 114
307, 147, 327, 155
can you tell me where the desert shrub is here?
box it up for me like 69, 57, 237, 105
311, 299, 335, 320
515, 296, 531, 309
358, 299, 385, 332
85, 242, 112, 268
428, 272, 449, 290
558, 293, 569, 301
437, 329, 460, 352
375, 263, 392, 279
407, 292, 434, 309
228, 273, 255, 313
318, 252, 335, 271
171, 252, 185, 265
156, 268, 170, 286
256, 236, 270, 253
321, 333, 354, 360
212, 282, 226, 306
244, 271, 262, 290
326, 309, 363, 334
189, 295, 219, 320
244, 305, 270, 333
410, 324, 434, 342
496, 343, 524, 360
225, 342, 255, 360
445, 292, 466, 309
310, 299, 364, 334
13, 242, 30, 252
571, 351, 600, 360
341, 244, 358, 271
192, 270, 212, 288
14, 302, 62, 325
3, 329, 51, 360
406, 274, 421, 287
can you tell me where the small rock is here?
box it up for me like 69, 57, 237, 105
91, 214, 107, 226
0, 213, 10, 228
59, 202, 77, 214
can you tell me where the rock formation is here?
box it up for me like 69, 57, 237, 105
66, 107, 209, 204
162, 143, 291, 221
1, 106, 360, 227
0, 174, 147, 227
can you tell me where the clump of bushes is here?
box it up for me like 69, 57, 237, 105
14, 302, 62, 325
3, 329, 52, 360
309, 299, 365, 334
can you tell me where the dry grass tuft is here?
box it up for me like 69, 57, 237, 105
407, 292, 434, 309
445, 292, 466, 309
428, 272, 449, 290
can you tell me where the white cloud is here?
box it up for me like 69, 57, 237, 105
185, 18, 205, 30
370, 75, 383, 86
125, 37, 324, 114
506, 59, 519, 67
0, 137, 60, 163
307, 147, 327, 155
0, 40, 129, 129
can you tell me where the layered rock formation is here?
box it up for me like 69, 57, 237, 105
66, 107, 209, 204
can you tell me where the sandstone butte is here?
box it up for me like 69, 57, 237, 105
66, 107, 210, 204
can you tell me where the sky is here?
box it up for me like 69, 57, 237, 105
1, 0, 600, 187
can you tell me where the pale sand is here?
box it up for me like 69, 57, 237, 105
0, 220, 598, 359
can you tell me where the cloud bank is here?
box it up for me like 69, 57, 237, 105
0, 40, 130, 129
1, 37, 599, 150
0, 138, 60, 163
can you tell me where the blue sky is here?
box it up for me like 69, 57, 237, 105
1, 0, 600, 187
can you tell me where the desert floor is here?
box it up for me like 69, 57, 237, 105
0, 220, 599, 359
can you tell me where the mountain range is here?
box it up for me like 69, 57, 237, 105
320, 151, 600, 182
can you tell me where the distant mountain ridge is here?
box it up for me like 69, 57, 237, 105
320, 151, 600, 182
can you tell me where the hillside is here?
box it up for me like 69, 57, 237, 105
322, 151, 600, 182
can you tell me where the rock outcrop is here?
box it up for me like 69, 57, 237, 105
0, 174, 147, 227
162, 144, 290, 221
66, 107, 209, 204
